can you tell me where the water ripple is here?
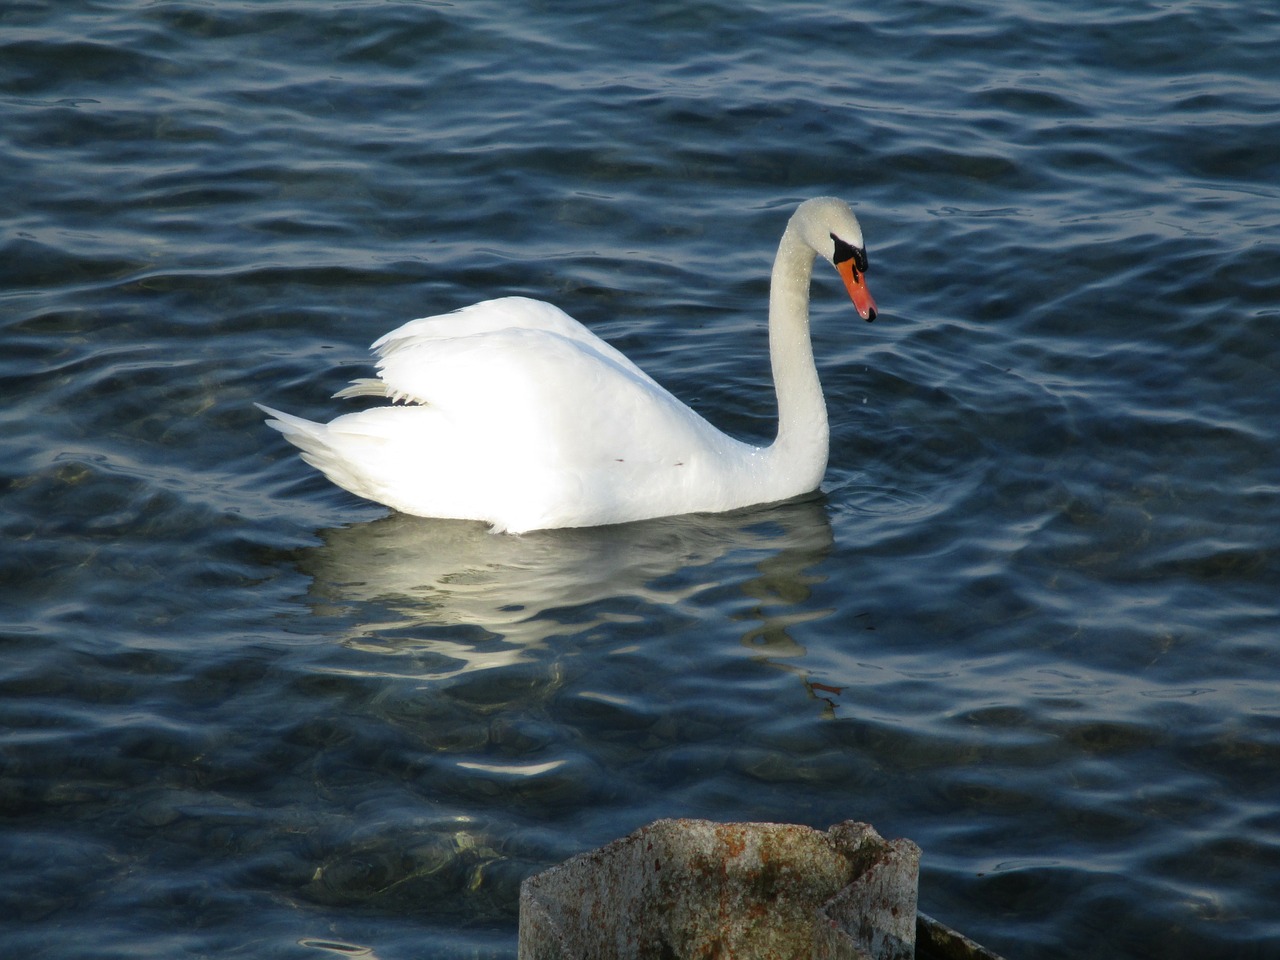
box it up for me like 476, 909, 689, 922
2, 2, 1278, 959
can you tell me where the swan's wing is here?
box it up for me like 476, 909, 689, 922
371, 296, 660, 388
363, 323, 719, 462
336, 295, 716, 463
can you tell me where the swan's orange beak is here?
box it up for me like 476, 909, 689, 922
837, 259, 877, 322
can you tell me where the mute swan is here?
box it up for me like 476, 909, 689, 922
258, 196, 877, 533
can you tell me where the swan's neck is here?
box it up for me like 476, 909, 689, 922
766, 224, 828, 491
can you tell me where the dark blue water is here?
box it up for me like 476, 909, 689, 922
3, 2, 1278, 958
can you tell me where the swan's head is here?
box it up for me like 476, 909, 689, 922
793, 197, 878, 322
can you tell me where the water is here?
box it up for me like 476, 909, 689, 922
3, 1, 1278, 957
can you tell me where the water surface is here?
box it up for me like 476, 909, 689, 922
3, 2, 1279, 958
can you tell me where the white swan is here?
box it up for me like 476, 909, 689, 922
258, 197, 877, 534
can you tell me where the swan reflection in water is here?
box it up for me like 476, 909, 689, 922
283, 498, 846, 917
290, 496, 842, 708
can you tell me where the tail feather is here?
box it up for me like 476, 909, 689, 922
331, 378, 387, 400
255, 403, 369, 497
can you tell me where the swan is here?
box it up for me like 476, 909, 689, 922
257, 197, 877, 534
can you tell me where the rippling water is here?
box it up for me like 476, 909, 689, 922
3, 2, 1278, 958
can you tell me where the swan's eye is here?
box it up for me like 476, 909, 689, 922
830, 233, 869, 274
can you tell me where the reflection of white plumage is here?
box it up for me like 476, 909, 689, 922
258, 197, 877, 533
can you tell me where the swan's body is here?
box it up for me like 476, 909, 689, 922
259, 197, 876, 533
